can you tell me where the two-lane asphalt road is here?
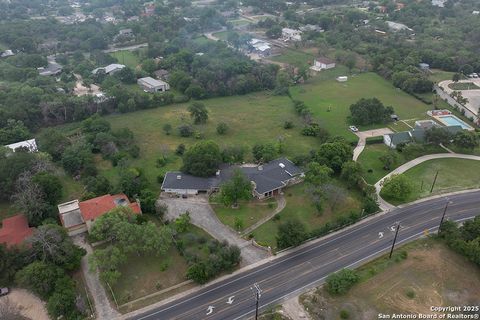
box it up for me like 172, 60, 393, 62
129, 191, 480, 320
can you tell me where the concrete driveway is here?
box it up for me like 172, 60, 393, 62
353, 128, 393, 161
159, 195, 270, 266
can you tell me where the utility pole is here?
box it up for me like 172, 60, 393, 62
389, 222, 400, 259
439, 198, 451, 232
251, 283, 262, 320
430, 170, 439, 193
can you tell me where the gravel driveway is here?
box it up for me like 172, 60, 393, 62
73, 235, 120, 320
159, 195, 270, 266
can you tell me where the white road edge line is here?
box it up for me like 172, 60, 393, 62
133, 203, 479, 320
231, 215, 477, 320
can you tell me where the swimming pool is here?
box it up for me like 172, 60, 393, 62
437, 115, 474, 130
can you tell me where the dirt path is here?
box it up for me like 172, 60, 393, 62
282, 296, 311, 319
241, 195, 286, 235
0, 289, 49, 320
73, 235, 120, 320
160, 195, 270, 266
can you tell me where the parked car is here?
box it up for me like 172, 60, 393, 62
349, 125, 359, 132
0, 287, 9, 296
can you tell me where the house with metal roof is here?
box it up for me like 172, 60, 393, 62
138, 77, 170, 93
4, 138, 38, 153
161, 158, 304, 199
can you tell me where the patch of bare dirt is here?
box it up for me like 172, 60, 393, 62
0, 288, 49, 320
301, 241, 480, 320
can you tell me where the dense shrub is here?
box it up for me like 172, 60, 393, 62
325, 269, 359, 295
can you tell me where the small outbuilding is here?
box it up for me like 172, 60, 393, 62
4, 138, 38, 153
311, 57, 336, 71
137, 77, 170, 93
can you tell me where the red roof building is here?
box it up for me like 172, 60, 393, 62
58, 194, 141, 236
79, 194, 141, 221
0, 214, 35, 247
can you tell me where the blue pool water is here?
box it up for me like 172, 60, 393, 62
438, 115, 472, 130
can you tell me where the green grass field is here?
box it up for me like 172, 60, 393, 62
228, 19, 252, 26
429, 69, 456, 83
68, 92, 321, 190
212, 31, 232, 41
111, 224, 213, 305
270, 48, 315, 68
252, 183, 362, 249
290, 72, 433, 143
357, 144, 405, 185
110, 50, 142, 69
385, 158, 480, 205
211, 196, 277, 232
448, 82, 480, 90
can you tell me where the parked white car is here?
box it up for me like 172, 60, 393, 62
349, 125, 359, 132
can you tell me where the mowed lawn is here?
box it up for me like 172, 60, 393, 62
110, 50, 142, 69
301, 239, 480, 319
111, 225, 213, 306
93, 92, 322, 189
270, 48, 315, 68
252, 183, 363, 249
390, 158, 480, 205
357, 144, 407, 185
211, 196, 277, 232
290, 72, 433, 142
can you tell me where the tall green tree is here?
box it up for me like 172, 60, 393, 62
276, 220, 307, 249
182, 141, 222, 177
188, 102, 209, 124
220, 169, 252, 207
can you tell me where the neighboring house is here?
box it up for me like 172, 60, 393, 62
154, 69, 170, 80
161, 158, 304, 199
386, 21, 413, 32
138, 77, 170, 92
38, 57, 63, 76
92, 63, 126, 75
58, 194, 142, 236
432, 0, 447, 7
249, 39, 272, 56
114, 28, 134, 41
311, 57, 336, 71
4, 138, 38, 152
0, 214, 35, 247
384, 122, 463, 149
282, 28, 302, 41
299, 25, 324, 32
118, 28, 133, 36
419, 63, 430, 71
0, 49, 14, 58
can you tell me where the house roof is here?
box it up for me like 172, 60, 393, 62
138, 77, 168, 88
0, 214, 35, 247
4, 139, 37, 152
79, 194, 141, 221
154, 69, 169, 77
315, 56, 335, 65
162, 157, 304, 195
387, 131, 412, 146
92, 64, 126, 75
162, 172, 220, 191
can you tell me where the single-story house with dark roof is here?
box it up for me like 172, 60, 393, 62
384, 125, 463, 149
161, 158, 304, 199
